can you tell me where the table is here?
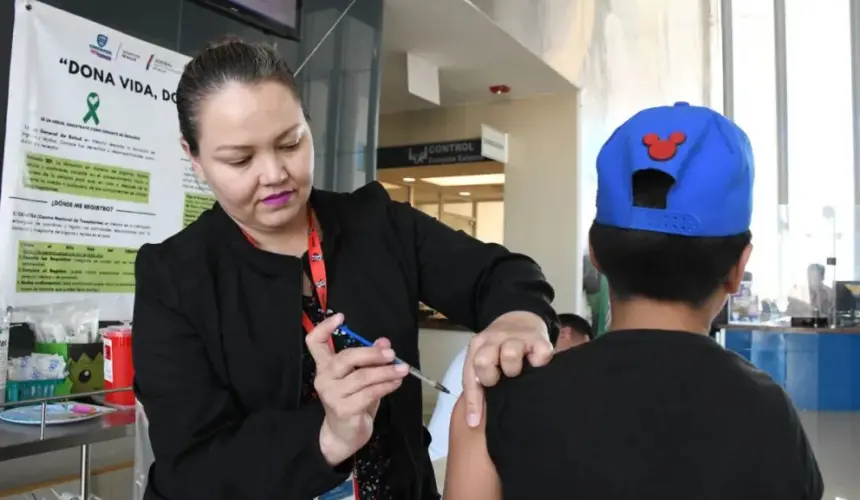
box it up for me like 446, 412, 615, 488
0, 389, 135, 498
0, 408, 135, 462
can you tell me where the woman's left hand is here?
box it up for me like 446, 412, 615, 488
462, 311, 553, 427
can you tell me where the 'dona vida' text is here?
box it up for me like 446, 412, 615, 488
59, 58, 178, 103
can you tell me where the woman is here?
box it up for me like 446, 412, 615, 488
132, 38, 557, 500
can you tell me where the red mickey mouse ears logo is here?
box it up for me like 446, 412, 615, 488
643, 131, 686, 161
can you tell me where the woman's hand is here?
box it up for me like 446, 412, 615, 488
305, 314, 409, 466
462, 311, 553, 427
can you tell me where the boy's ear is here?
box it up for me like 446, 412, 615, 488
725, 244, 753, 294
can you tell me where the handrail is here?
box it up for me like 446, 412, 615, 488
0, 386, 133, 439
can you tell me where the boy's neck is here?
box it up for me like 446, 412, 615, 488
608, 298, 714, 335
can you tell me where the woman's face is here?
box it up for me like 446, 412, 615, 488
184, 80, 314, 233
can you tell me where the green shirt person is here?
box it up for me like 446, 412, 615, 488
583, 255, 610, 336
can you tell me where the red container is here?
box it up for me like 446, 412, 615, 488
103, 326, 134, 407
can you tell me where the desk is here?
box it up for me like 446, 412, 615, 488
721, 325, 860, 411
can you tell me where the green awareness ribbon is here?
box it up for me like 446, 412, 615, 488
83, 92, 100, 125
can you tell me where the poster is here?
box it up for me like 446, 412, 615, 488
0, 1, 214, 320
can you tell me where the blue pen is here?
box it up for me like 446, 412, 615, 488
337, 325, 450, 394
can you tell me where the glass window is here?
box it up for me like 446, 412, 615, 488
783, 0, 854, 305
731, 0, 780, 300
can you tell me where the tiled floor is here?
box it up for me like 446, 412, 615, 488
0, 467, 132, 499
0, 439, 133, 498
800, 411, 860, 499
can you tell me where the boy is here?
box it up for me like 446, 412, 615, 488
443, 103, 824, 499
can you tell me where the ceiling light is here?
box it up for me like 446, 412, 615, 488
403, 177, 416, 182
380, 181, 403, 190
422, 173, 505, 187
459, 191, 471, 196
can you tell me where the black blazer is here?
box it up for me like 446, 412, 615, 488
133, 181, 557, 500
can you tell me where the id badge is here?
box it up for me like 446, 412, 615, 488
317, 475, 356, 500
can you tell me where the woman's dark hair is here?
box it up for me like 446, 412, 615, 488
176, 36, 299, 156
590, 169, 752, 308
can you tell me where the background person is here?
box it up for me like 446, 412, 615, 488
583, 255, 610, 336
554, 313, 593, 350
133, 38, 558, 500
807, 263, 834, 319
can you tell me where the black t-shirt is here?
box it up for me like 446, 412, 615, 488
485, 330, 824, 500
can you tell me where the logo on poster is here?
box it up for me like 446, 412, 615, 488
89, 34, 112, 61
146, 54, 179, 74
83, 92, 101, 126
119, 47, 140, 62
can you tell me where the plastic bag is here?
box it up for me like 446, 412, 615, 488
8, 353, 67, 380
14, 300, 100, 344
133, 399, 153, 500
0, 307, 10, 403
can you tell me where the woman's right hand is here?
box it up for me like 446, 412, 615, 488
305, 314, 409, 466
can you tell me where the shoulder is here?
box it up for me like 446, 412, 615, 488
135, 206, 223, 289
737, 358, 801, 419
484, 350, 580, 434
313, 182, 427, 256
313, 181, 397, 217
723, 349, 788, 396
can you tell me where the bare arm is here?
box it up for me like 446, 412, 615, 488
443, 396, 502, 500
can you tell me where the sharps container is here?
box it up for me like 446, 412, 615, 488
103, 324, 135, 407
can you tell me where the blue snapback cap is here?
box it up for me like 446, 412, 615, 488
594, 102, 754, 237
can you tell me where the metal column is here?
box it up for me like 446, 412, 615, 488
80, 444, 91, 498
773, 0, 789, 206
850, 0, 860, 278
773, 0, 789, 296
719, 0, 734, 118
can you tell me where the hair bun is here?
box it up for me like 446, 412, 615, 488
204, 36, 245, 51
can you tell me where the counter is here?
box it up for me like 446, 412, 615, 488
721, 325, 860, 411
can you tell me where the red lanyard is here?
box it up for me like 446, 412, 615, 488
242, 207, 352, 492
240, 207, 329, 336
302, 210, 327, 334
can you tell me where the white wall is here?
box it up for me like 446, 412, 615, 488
418, 328, 472, 416
469, 0, 595, 86
442, 202, 472, 217
379, 93, 581, 312
475, 201, 504, 244
417, 201, 504, 245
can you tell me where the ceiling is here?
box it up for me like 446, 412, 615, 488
379, 0, 577, 115
377, 162, 505, 205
